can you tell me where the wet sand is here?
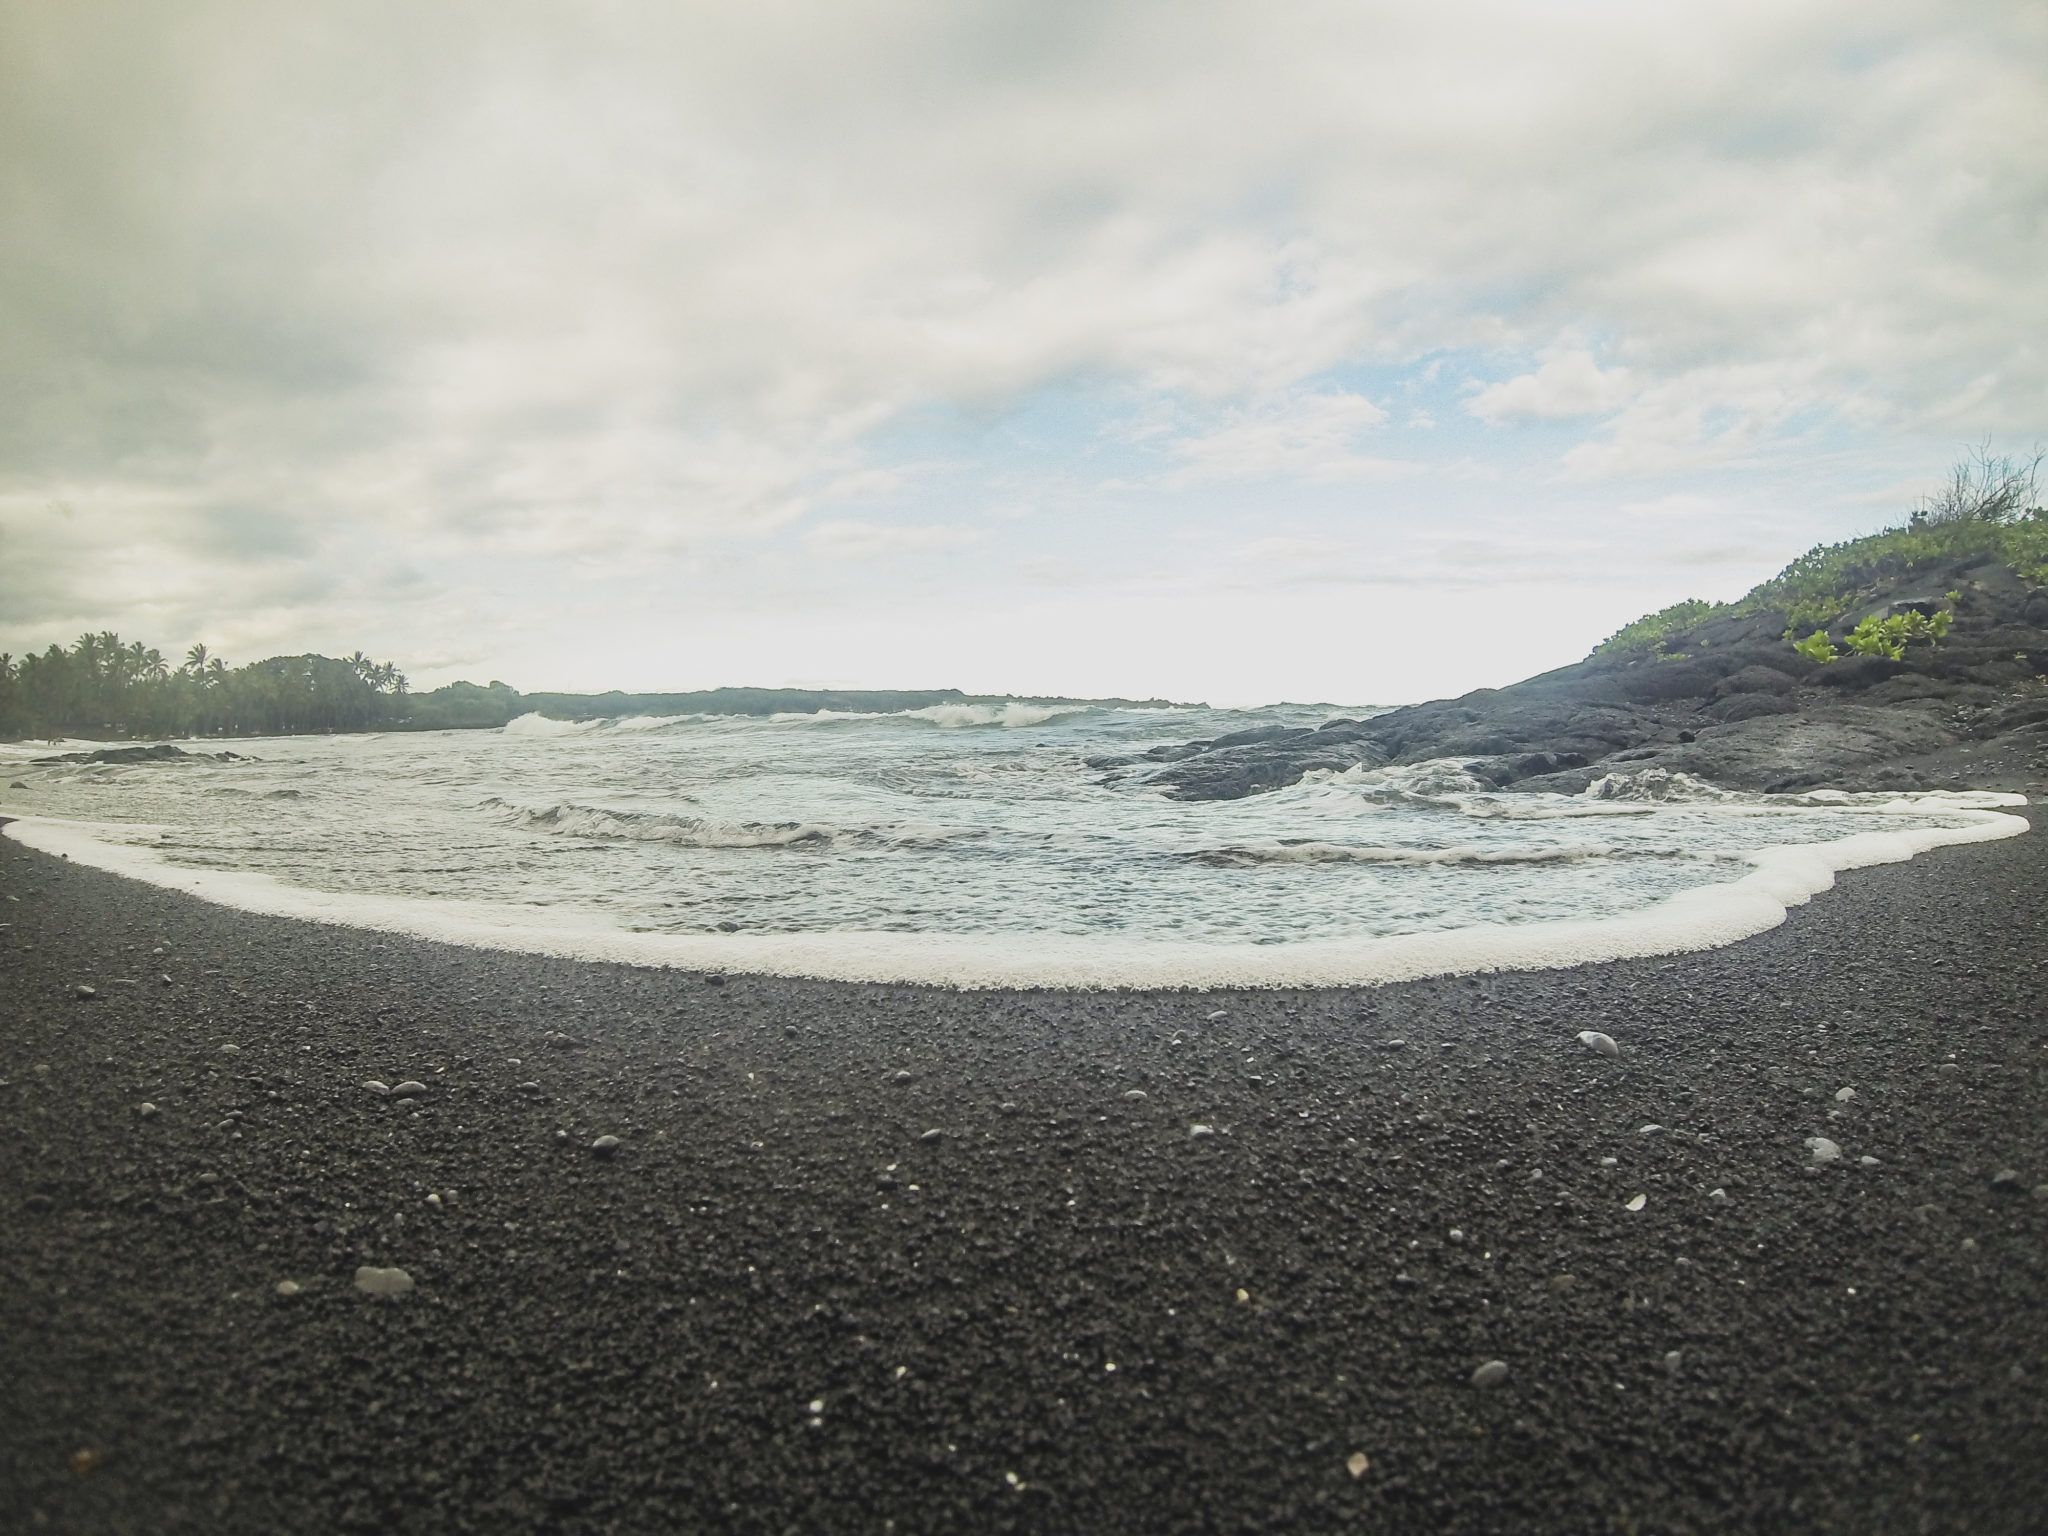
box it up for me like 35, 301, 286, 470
3, 822, 2045, 1533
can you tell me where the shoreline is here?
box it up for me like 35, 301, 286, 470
0, 795, 2030, 989
4, 825, 2047, 1532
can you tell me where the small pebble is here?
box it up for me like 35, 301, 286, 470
1383, 1038, 1406, 1050
1599, 1156, 1618, 1167
919, 1128, 943, 1142
1234, 1287, 1250, 1305
1834, 1087, 1857, 1103
137, 1102, 158, 1118
1577, 1030, 1619, 1058
360, 1080, 390, 1096
1448, 1228, 1465, 1244
1990, 1168, 2023, 1193
1123, 1089, 1148, 1101
1708, 1187, 1728, 1201
1471, 1360, 1510, 1389
219, 1044, 240, 1055
1936, 1062, 1959, 1077
1189, 1124, 1215, 1139
1859, 1156, 1881, 1168
518, 1081, 541, 1093
390, 1081, 427, 1099
1548, 1274, 1576, 1291
425, 1193, 442, 1208
1625, 1194, 1647, 1212
1346, 1451, 1370, 1479
1205, 1009, 1227, 1021
72, 984, 97, 1001
275, 1280, 302, 1298
591, 1135, 622, 1155
1663, 1350, 1683, 1374
1805, 1137, 1843, 1164
1639, 1124, 1663, 1136
890, 1070, 914, 1084
704, 973, 725, 986
353, 1266, 414, 1296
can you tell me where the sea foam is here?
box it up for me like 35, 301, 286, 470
2, 801, 2025, 990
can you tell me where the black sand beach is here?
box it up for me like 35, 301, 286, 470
3, 824, 2046, 1534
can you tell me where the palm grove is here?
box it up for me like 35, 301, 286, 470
0, 635, 409, 738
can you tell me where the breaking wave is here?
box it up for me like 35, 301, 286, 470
1188, 839, 1623, 867
482, 797, 957, 851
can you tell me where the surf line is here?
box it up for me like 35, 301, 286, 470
0, 805, 2028, 991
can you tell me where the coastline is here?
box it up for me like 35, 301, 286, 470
0, 795, 2030, 989
4, 825, 2046, 1532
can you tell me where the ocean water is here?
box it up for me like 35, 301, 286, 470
0, 702, 2026, 987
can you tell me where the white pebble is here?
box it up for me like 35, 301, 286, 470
1858, 1156, 1881, 1168
1577, 1031, 1619, 1057
1834, 1087, 1857, 1103
360, 1080, 390, 1096
1625, 1194, 1647, 1212
353, 1266, 414, 1296
1471, 1359, 1510, 1388
1639, 1124, 1664, 1136
1189, 1124, 1215, 1139
390, 1081, 427, 1099
1346, 1451, 1370, 1479
275, 1279, 301, 1298
1805, 1136, 1843, 1164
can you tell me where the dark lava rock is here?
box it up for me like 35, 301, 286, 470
1149, 555, 2048, 799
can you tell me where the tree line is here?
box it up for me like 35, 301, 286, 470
0, 632, 409, 739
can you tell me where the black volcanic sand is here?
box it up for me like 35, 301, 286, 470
3, 827, 2046, 1535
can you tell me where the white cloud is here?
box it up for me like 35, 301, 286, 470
803, 521, 986, 560
1166, 393, 1405, 485
1467, 350, 1633, 424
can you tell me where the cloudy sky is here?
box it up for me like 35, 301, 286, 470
2, 1, 2042, 704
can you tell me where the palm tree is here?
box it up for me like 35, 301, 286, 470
185, 643, 210, 674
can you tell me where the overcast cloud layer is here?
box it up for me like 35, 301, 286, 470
2, 1, 2042, 703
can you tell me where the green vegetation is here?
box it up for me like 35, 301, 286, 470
0, 635, 408, 739
1597, 446, 2046, 659
1594, 598, 1716, 658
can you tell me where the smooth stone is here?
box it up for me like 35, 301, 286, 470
1639, 1124, 1664, 1135
1205, 1010, 1227, 1021
220, 1044, 240, 1055
518, 1082, 542, 1093
1448, 1229, 1466, 1244
1834, 1087, 1858, 1102
1189, 1124, 1215, 1139
1708, 1188, 1728, 1201
1471, 1360, 1510, 1389
1805, 1136, 1843, 1164
72, 984, 97, 1001
1626, 1193, 1647, 1212
1991, 1168, 2024, 1192
390, 1081, 427, 1099
1859, 1155, 1882, 1167
1123, 1089, 1148, 1100
361, 1080, 390, 1096
275, 1280, 302, 1298
890, 1070, 914, 1084
1577, 1030, 1619, 1057
1346, 1451, 1370, 1479
1663, 1350, 1683, 1374
137, 1102, 158, 1118
1548, 1274, 1577, 1291
1936, 1062, 1959, 1076
918, 1128, 944, 1142
1383, 1039, 1406, 1050
591, 1135, 622, 1155
353, 1266, 414, 1296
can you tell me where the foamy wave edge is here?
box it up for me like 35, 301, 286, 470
0, 806, 2027, 990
